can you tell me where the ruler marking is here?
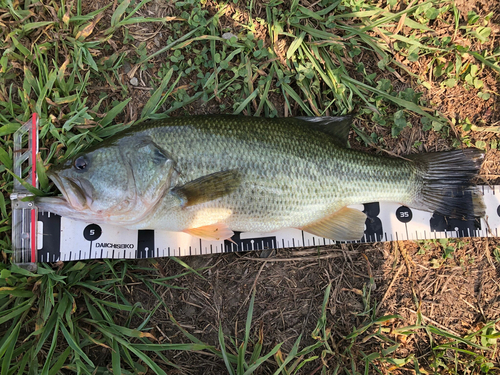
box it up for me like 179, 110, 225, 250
30, 188, 500, 261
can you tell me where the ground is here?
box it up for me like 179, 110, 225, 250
1, 0, 500, 373
114, 1, 500, 373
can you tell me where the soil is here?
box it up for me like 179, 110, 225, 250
130, 239, 500, 374
7, 0, 500, 373
116, 1, 500, 373
89, 0, 499, 373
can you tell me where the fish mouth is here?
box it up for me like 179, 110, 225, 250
48, 172, 94, 211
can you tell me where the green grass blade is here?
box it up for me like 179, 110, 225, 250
111, 0, 131, 27
0, 320, 21, 362
470, 51, 500, 74
111, 338, 121, 375
48, 347, 71, 375
237, 342, 246, 375
0, 146, 12, 170
340, 74, 442, 122
59, 322, 94, 367
234, 89, 259, 115
33, 312, 58, 356
99, 98, 132, 127
428, 325, 491, 351
1, 322, 20, 375
280, 83, 314, 116
40, 319, 60, 375
243, 289, 256, 359
169, 256, 205, 279
140, 26, 202, 64
0, 299, 32, 324
287, 31, 306, 59
243, 342, 282, 375
272, 335, 302, 375
219, 324, 236, 375
14, 347, 30, 375
141, 68, 174, 120
0, 193, 7, 221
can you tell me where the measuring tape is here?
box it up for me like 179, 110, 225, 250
11, 116, 500, 267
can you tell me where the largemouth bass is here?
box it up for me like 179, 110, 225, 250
36, 115, 485, 241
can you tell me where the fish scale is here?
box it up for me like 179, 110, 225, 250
36, 115, 484, 241
123, 116, 417, 232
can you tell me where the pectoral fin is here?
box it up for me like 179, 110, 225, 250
300, 207, 366, 241
184, 223, 234, 241
171, 170, 241, 207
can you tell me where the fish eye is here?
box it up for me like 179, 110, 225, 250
73, 156, 88, 172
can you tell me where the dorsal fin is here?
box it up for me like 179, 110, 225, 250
296, 115, 353, 147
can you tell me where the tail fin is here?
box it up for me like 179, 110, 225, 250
409, 149, 485, 219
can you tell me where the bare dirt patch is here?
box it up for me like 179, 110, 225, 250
116, 2, 500, 373
129, 237, 500, 373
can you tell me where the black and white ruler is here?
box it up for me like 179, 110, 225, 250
32, 188, 499, 262
10, 115, 500, 267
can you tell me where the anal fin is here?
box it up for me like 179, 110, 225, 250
300, 207, 366, 241
184, 223, 234, 241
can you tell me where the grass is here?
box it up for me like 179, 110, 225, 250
0, 0, 499, 373
0, 260, 206, 374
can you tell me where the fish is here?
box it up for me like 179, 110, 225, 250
35, 115, 485, 242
